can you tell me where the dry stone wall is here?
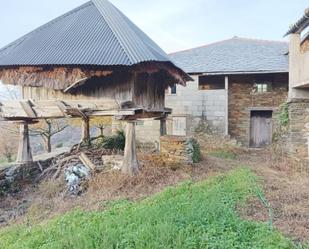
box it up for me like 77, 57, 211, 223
160, 135, 200, 164
287, 99, 309, 158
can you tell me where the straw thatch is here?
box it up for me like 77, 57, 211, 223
0, 62, 189, 91
0, 66, 113, 90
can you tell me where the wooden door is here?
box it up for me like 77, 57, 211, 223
172, 116, 186, 136
250, 111, 272, 148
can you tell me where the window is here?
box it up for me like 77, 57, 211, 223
170, 84, 177, 94
198, 75, 225, 90
255, 82, 272, 93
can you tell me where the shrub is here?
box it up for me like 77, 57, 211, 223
101, 130, 125, 151
186, 138, 201, 163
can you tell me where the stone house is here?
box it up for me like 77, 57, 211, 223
285, 8, 309, 158
136, 37, 289, 148
166, 37, 289, 147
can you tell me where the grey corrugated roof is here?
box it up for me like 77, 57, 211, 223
0, 0, 171, 67
285, 8, 309, 36
169, 37, 289, 74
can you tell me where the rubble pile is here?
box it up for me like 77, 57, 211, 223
0, 147, 124, 196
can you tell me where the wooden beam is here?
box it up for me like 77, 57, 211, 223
20, 100, 36, 118
55, 100, 69, 117
79, 152, 97, 172
63, 77, 89, 93
122, 121, 139, 176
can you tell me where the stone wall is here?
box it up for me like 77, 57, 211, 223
286, 99, 309, 158
160, 135, 200, 164
0, 160, 51, 195
228, 73, 288, 146
301, 38, 309, 53
135, 120, 160, 144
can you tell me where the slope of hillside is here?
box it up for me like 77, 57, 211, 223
0, 168, 296, 249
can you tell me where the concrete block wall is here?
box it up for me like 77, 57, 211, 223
112, 118, 161, 144
135, 120, 160, 143
166, 75, 227, 135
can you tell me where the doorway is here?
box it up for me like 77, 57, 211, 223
249, 111, 272, 148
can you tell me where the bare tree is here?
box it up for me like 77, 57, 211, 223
29, 119, 68, 153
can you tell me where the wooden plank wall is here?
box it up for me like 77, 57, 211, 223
22, 72, 166, 112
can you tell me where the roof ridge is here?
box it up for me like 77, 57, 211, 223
169, 37, 287, 55
91, 0, 132, 64
233, 36, 288, 44
91, 0, 165, 64
0, 1, 92, 54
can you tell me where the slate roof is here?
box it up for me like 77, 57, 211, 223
169, 37, 289, 74
0, 0, 172, 67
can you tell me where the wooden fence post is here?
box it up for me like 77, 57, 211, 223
16, 122, 33, 163
122, 121, 138, 175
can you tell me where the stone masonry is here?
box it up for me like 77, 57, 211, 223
228, 73, 288, 146
160, 135, 199, 164
301, 39, 309, 53
287, 99, 309, 158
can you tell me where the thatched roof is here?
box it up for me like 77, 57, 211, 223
0, 0, 190, 87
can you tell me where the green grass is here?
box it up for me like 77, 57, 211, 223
0, 168, 296, 249
208, 150, 237, 160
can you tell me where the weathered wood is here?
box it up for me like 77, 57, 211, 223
63, 77, 89, 93
122, 121, 138, 175
16, 122, 33, 163
20, 101, 37, 118
81, 117, 90, 146
249, 111, 273, 148
79, 152, 97, 172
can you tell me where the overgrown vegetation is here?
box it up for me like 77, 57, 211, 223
279, 102, 289, 127
208, 149, 237, 160
273, 102, 290, 143
0, 168, 296, 249
186, 138, 201, 163
100, 130, 126, 151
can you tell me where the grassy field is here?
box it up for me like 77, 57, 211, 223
0, 168, 300, 249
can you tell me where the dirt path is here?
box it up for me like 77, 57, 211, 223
205, 150, 309, 244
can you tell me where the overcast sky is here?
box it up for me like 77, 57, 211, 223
0, 0, 308, 53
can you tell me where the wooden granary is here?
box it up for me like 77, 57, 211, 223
0, 0, 190, 174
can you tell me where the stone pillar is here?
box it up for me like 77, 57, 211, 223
81, 117, 90, 146
160, 117, 167, 136
122, 121, 139, 175
16, 122, 33, 163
